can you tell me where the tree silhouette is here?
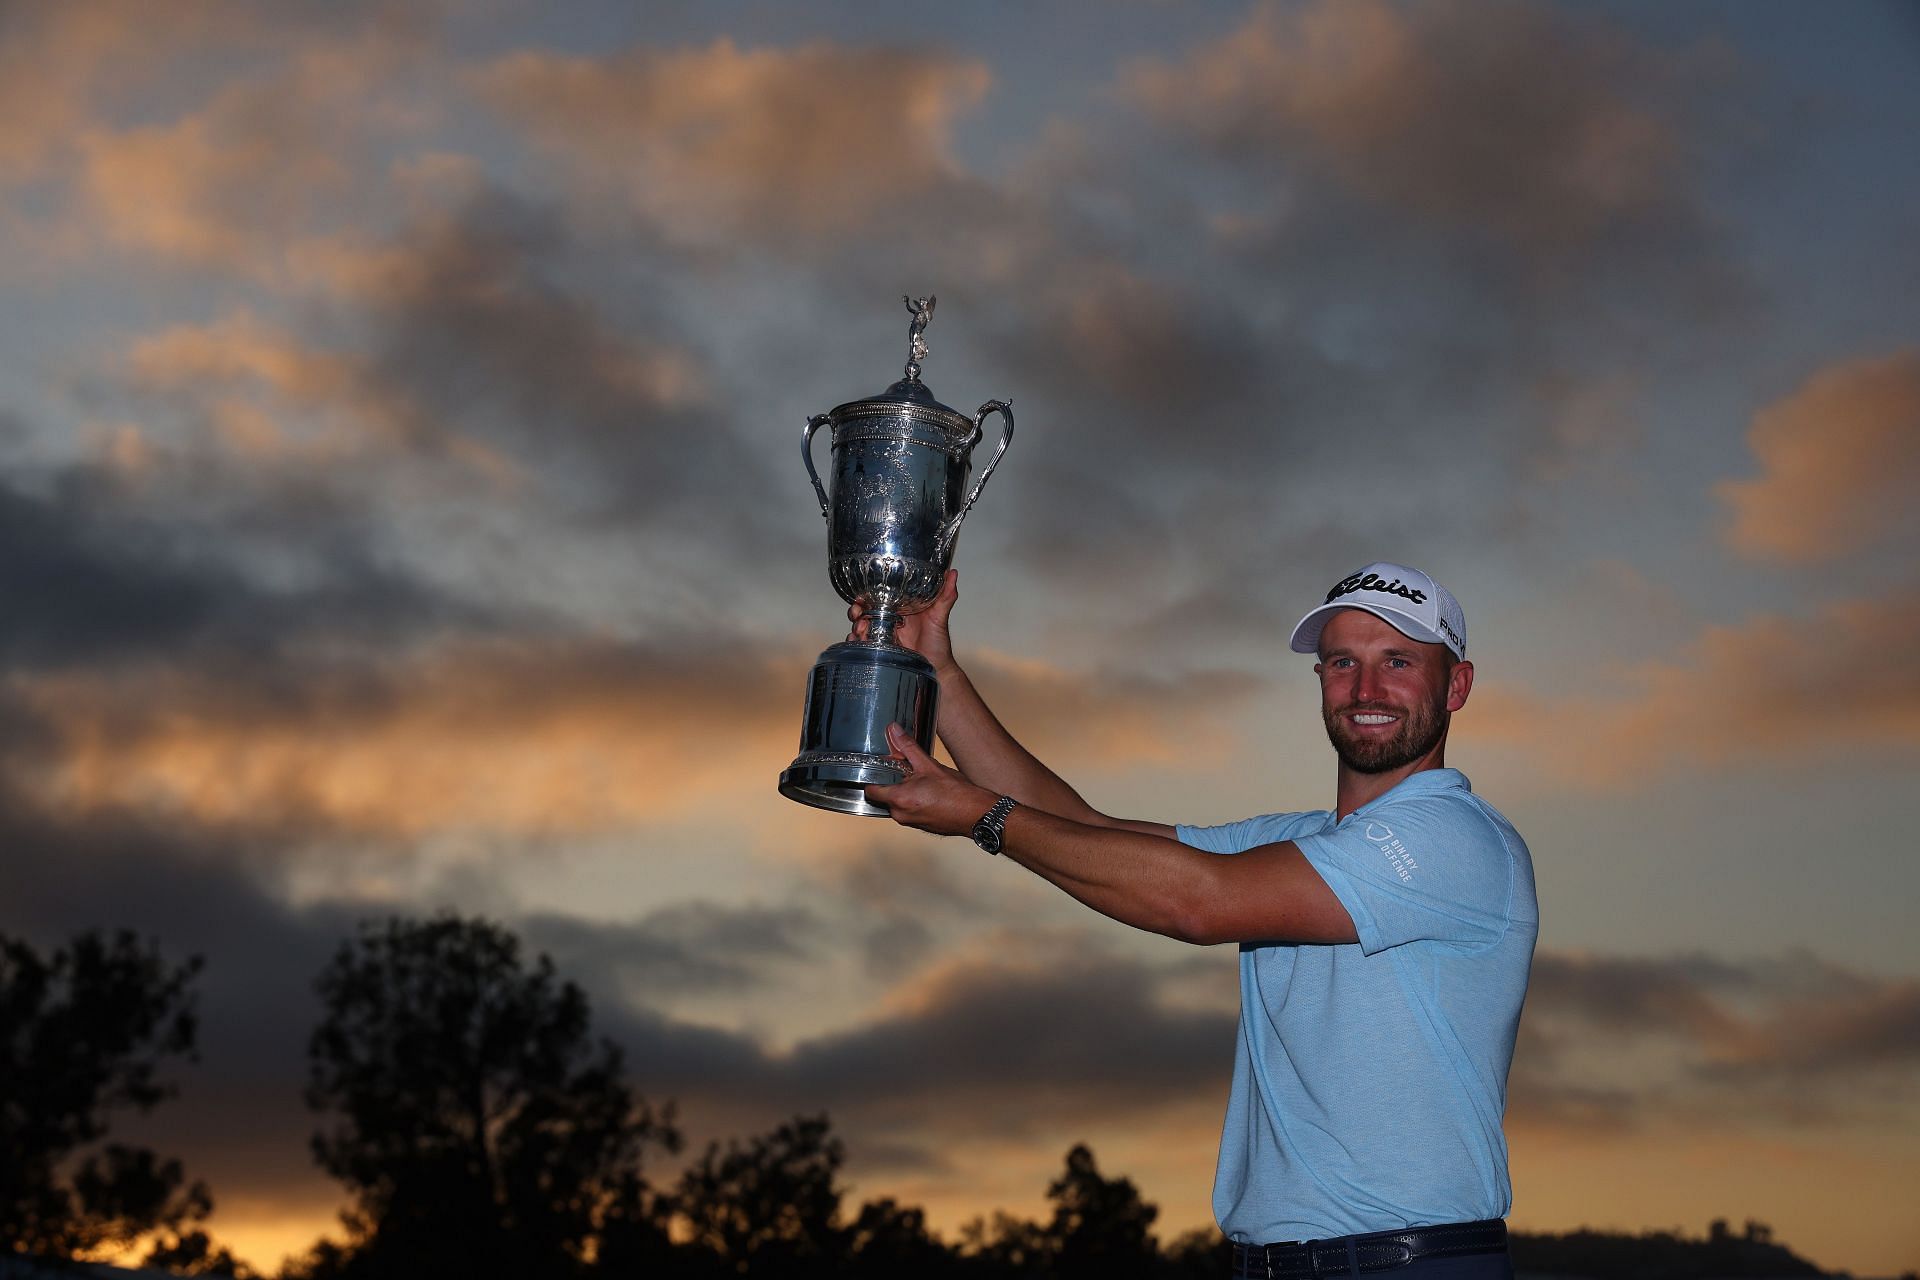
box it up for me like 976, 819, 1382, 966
960, 1144, 1166, 1279
300, 916, 678, 1279
0, 929, 233, 1268
1508, 1224, 1829, 1279
648, 1113, 973, 1278
1043, 1144, 1161, 1279
843, 1195, 959, 1278
666, 1114, 848, 1277
961, 1209, 1054, 1277
1157, 1226, 1232, 1280
144, 1223, 254, 1277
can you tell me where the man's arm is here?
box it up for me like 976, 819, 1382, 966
866, 726, 1356, 947
854, 571, 1171, 837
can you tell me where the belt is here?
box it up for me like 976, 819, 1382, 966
1231, 1219, 1507, 1279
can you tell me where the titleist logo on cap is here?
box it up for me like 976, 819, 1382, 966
1327, 571, 1427, 606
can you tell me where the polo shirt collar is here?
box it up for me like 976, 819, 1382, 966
1350, 767, 1470, 817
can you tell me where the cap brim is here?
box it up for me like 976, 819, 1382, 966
1288, 602, 1451, 655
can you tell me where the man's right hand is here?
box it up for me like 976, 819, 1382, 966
848, 568, 959, 673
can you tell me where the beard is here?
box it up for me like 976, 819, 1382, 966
1323, 693, 1449, 774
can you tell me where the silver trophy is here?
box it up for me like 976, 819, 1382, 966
779, 296, 1014, 816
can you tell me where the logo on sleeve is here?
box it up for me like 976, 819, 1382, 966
1363, 821, 1419, 883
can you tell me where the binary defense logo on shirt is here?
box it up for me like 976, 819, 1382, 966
1363, 821, 1419, 883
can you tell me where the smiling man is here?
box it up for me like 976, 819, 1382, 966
863, 561, 1538, 1280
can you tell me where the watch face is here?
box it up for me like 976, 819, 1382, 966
971, 797, 1013, 854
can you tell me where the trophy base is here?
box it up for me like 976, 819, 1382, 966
780, 640, 938, 818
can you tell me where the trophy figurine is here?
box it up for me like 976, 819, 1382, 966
779, 296, 1014, 816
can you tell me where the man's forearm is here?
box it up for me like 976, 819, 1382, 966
997, 806, 1357, 947
867, 724, 1358, 947
996, 805, 1217, 942
932, 662, 1107, 824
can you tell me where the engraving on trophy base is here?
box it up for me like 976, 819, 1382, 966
780, 640, 937, 818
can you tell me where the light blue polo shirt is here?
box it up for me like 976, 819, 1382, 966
1177, 768, 1537, 1244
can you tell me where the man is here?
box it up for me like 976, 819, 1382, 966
862, 561, 1537, 1280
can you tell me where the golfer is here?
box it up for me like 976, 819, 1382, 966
863, 561, 1537, 1279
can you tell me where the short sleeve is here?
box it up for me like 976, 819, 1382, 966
1178, 811, 1319, 856
1291, 795, 1514, 955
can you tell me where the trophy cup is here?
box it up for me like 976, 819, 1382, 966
779, 297, 1014, 816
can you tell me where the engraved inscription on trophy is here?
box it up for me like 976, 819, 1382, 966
780, 297, 1014, 817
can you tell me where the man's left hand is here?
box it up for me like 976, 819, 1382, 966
864, 723, 997, 836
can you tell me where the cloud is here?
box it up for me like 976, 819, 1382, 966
1126, 0, 1688, 252
0, 4, 439, 278
346, 194, 713, 465
814, 843, 989, 977
118, 311, 487, 475
589, 931, 1239, 1159
0, 475, 240, 668
1718, 349, 1920, 563
480, 38, 992, 241
6, 627, 1268, 845
1469, 588, 1920, 781
7, 632, 803, 839
117, 196, 707, 458
776, 939, 1235, 1134
0, 3, 285, 185
1512, 949, 1920, 1134
0, 464, 464, 674
78, 84, 351, 271
525, 903, 823, 998
87, 190, 748, 572
965, 651, 1263, 771
0, 6, 130, 183
1527, 951, 1752, 1045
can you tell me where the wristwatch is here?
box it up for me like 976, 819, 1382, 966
969, 796, 1019, 855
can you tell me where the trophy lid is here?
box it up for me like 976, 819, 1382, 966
826, 296, 975, 436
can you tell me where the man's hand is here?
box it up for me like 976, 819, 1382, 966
864, 722, 996, 836
848, 569, 959, 673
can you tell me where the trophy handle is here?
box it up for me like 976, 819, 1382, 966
801, 414, 832, 520
938, 399, 1014, 555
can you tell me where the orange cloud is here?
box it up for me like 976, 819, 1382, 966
966, 649, 1260, 772
1469, 590, 1920, 782
132, 313, 364, 404
8, 640, 1253, 842
1718, 349, 1920, 563
0, 6, 124, 182
0, 3, 274, 184
479, 38, 991, 239
1126, 0, 1679, 249
114, 279, 706, 487
80, 108, 341, 268
114, 312, 516, 483
11, 638, 802, 839
74, 24, 433, 274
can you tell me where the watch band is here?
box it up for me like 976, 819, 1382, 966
970, 795, 1018, 854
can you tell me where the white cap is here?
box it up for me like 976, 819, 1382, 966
1288, 562, 1467, 660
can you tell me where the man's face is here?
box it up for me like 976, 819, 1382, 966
1314, 609, 1469, 775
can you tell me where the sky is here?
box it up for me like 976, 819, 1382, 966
2, 0, 1918, 1274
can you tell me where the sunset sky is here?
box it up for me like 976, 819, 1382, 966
2, 1, 1918, 1274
